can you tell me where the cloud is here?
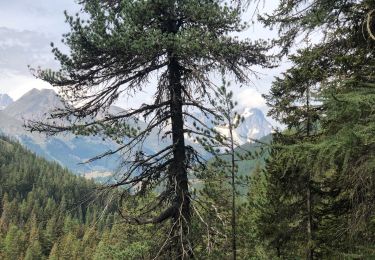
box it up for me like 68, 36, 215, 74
0, 0, 81, 101
0, 70, 55, 100
0, 27, 60, 75
0, 27, 58, 101
236, 87, 267, 110
0, 0, 81, 76
0, 0, 79, 33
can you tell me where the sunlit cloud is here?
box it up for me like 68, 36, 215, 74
0, 70, 55, 100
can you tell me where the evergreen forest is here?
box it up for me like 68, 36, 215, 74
1, 0, 375, 259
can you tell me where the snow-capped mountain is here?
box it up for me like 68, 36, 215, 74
214, 108, 272, 146
0, 93, 13, 110
187, 107, 272, 146
235, 107, 272, 144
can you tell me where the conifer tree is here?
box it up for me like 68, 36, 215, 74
27, 0, 271, 256
238, 163, 287, 259
48, 243, 59, 260
196, 80, 263, 259
3, 225, 25, 260
25, 240, 43, 260
206, 84, 242, 260
260, 0, 375, 257
262, 48, 322, 258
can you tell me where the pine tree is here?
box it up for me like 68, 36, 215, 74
260, 0, 375, 257
256, 134, 307, 258
48, 243, 59, 260
207, 84, 242, 260
27, 0, 271, 257
25, 240, 43, 260
3, 225, 25, 260
196, 80, 263, 259
310, 69, 375, 256
59, 232, 80, 259
239, 164, 279, 259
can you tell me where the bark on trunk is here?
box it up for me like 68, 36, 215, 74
307, 184, 313, 260
167, 25, 191, 257
306, 88, 313, 260
229, 119, 237, 260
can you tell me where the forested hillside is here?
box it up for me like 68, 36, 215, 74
0, 136, 159, 259
0, 135, 270, 259
0, 136, 268, 259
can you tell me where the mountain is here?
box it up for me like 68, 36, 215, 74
234, 107, 272, 144
0, 88, 273, 179
0, 89, 121, 177
0, 89, 172, 178
187, 107, 272, 146
0, 93, 13, 110
3, 88, 62, 119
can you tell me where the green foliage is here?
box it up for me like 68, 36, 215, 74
1, 136, 239, 259
193, 81, 271, 259
0, 136, 114, 259
3, 1, 375, 258
252, 0, 375, 258
28, 1, 272, 256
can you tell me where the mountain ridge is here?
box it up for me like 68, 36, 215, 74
4, 88, 63, 120
0, 88, 273, 179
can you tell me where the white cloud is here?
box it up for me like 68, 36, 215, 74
0, 27, 59, 74
236, 87, 267, 111
0, 70, 55, 100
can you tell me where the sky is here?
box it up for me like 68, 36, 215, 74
0, 0, 285, 119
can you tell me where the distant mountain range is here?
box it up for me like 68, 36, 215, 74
0, 89, 121, 177
0, 88, 272, 178
3, 89, 63, 119
0, 93, 13, 110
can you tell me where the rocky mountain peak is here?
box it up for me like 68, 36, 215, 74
205, 107, 272, 146
4, 88, 63, 120
236, 107, 272, 143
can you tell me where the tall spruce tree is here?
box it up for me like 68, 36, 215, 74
263, 47, 322, 258
260, 0, 375, 257
214, 85, 240, 260
27, 0, 270, 257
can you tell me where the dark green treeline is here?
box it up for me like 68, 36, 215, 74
0, 136, 161, 259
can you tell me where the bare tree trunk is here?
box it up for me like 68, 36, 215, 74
168, 22, 191, 256
276, 246, 281, 258
228, 116, 237, 260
